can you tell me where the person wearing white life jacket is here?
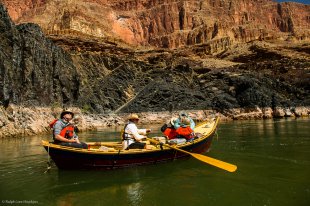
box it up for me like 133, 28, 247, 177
122, 113, 151, 150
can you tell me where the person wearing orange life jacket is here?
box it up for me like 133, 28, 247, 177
53, 111, 87, 149
165, 111, 195, 144
166, 117, 195, 145
173, 111, 195, 130
175, 117, 195, 142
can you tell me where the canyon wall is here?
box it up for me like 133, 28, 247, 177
0, 2, 309, 113
0, 2, 309, 137
2, 0, 310, 48
0, 6, 80, 108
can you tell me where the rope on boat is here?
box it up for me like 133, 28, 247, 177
173, 150, 178, 160
44, 143, 52, 173
112, 149, 121, 168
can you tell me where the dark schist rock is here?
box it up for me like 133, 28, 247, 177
0, 3, 309, 117
0, 4, 79, 108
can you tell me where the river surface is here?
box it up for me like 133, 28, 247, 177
0, 118, 309, 206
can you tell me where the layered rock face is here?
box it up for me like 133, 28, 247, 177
0, 2, 309, 138
0, 0, 46, 22
1, 2, 309, 113
2, 0, 310, 49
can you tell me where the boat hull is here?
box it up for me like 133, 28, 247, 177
43, 117, 219, 170
44, 135, 213, 170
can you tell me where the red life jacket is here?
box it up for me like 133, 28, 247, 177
49, 119, 58, 129
176, 126, 194, 140
163, 127, 178, 140
59, 124, 75, 139
49, 119, 75, 139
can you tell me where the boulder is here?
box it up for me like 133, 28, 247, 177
273, 107, 286, 118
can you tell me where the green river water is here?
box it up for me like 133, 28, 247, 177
0, 118, 309, 206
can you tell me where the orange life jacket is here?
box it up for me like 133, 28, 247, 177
59, 124, 75, 139
163, 127, 178, 140
49, 119, 58, 129
49, 119, 75, 139
176, 126, 194, 140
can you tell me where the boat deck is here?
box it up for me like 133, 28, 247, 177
42, 117, 218, 154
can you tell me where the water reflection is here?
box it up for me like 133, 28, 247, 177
52, 181, 144, 206
0, 118, 309, 206
48, 169, 149, 206
126, 182, 143, 206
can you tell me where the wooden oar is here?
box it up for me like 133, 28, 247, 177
146, 137, 237, 173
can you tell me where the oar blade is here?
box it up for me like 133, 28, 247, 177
191, 153, 237, 172
146, 137, 237, 172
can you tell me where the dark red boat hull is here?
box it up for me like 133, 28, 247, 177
43, 133, 214, 170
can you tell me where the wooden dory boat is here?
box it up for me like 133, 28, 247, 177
42, 117, 220, 170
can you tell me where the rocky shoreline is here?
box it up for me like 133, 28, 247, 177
0, 104, 309, 138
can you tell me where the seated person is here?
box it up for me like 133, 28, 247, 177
165, 117, 189, 145
53, 111, 88, 149
122, 113, 151, 150
173, 111, 195, 130
175, 117, 195, 142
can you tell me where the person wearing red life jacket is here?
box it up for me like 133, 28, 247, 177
174, 111, 195, 130
52, 111, 87, 149
175, 117, 195, 142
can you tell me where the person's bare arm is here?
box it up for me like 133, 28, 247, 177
54, 135, 79, 143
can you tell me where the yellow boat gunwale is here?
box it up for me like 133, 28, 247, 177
42, 117, 220, 155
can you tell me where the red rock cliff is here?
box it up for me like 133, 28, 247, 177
1, 0, 310, 48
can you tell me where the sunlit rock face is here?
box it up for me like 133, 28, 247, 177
0, 1, 309, 139
2, 0, 310, 48
1, 2, 309, 115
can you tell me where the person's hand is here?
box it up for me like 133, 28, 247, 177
71, 138, 80, 144
140, 136, 147, 141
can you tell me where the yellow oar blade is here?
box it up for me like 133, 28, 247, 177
191, 153, 237, 172
147, 137, 237, 172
